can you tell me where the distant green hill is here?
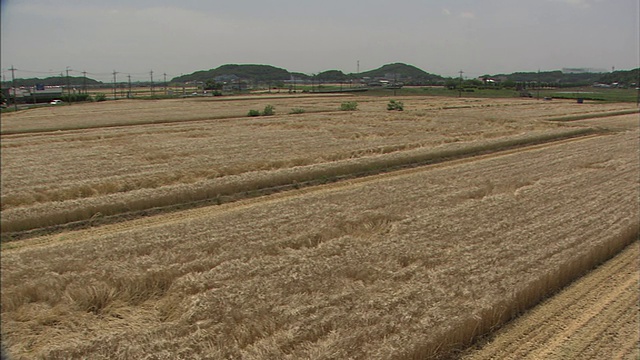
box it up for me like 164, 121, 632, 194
2, 76, 102, 87
487, 69, 639, 87
171, 63, 445, 85
597, 68, 639, 86
489, 71, 599, 86
172, 63, 640, 88
171, 64, 291, 83
355, 63, 445, 85
316, 70, 349, 81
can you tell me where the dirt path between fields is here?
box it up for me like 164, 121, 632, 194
459, 242, 639, 360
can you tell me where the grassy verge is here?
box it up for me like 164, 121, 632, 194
547, 109, 639, 122
540, 88, 640, 102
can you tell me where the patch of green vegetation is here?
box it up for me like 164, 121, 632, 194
540, 88, 639, 102
340, 102, 358, 111
387, 100, 404, 111
94, 93, 107, 102
548, 109, 639, 122
247, 105, 276, 117
0, 106, 18, 113
262, 105, 275, 116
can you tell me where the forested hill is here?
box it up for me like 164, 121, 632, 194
5, 65, 637, 88
494, 71, 599, 84
355, 63, 445, 84
597, 68, 639, 85
171, 64, 291, 83
171, 63, 445, 85
4, 76, 102, 87
488, 68, 639, 87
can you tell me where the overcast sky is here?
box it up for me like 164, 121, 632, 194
1, 0, 638, 82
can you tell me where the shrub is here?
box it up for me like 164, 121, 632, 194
387, 100, 404, 111
340, 101, 358, 111
94, 93, 107, 102
248, 109, 261, 117
290, 108, 305, 114
262, 105, 275, 116
61, 94, 92, 102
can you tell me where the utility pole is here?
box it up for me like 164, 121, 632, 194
10, 65, 17, 111
537, 69, 540, 100
150, 70, 154, 97
82, 71, 87, 94
163, 73, 167, 95
112, 70, 118, 100
458, 70, 464, 98
393, 73, 397, 97
128, 74, 132, 98
66, 67, 71, 105
636, 66, 640, 107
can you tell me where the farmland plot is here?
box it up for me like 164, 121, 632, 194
1, 96, 635, 234
1, 119, 637, 359
0, 95, 634, 134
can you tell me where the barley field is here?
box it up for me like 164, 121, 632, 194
1, 96, 634, 235
1, 93, 638, 358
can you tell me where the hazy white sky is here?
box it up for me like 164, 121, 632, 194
1, 0, 638, 82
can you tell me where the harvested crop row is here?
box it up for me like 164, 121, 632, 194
0, 95, 348, 134
4, 97, 632, 234
1, 95, 631, 135
0, 126, 596, 235
1, 97, 628, 206
1, 127, 637, 359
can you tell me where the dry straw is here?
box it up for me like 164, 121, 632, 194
1, 125, 637, 359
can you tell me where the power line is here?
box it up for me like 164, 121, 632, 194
6, 68, 61, 75
1, 65, 179, 85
